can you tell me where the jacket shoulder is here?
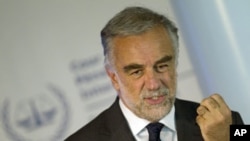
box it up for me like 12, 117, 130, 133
65, 107, 112, 140
65, 97, 134, 141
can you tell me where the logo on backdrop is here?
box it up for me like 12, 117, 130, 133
1, 84, 70, 141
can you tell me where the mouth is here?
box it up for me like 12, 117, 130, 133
144, 95, 166, 105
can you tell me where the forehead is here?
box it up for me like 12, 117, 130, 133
111, 27, 175, 64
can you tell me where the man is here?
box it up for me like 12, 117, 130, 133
65, 6, 243, 141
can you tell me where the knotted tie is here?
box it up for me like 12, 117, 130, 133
146, 122, 164, 141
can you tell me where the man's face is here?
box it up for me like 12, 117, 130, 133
106, 27, 177, 122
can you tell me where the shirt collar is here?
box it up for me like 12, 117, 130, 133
159, 105, 176, 132
119, 99, 176, 136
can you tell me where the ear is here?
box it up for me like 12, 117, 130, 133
105, 67, 120, 91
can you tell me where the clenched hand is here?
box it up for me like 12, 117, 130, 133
196, 94, 232, 141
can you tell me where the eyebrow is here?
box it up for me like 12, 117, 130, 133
154, 55, 173, 65
123, 64, 144, 73
122, 55, 173, 73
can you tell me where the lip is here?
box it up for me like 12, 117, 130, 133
144, 95, 166, 105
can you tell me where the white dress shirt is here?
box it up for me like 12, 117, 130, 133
119, 99, 178, 141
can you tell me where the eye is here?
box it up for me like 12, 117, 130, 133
130, 69, 143, 78
155, 63, 168, 72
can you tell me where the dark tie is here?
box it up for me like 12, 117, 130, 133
146, 122, 164, 141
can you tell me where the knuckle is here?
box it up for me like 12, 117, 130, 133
203, 98, 214, 106
211, 93, 222, 101
201, 98, 209, 105
212, 93, 220, 98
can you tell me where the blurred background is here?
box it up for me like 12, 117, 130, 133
0, 0, 249, 140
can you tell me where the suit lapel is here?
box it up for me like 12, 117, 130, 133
110, 122, 136, 141
105, 97, 136, 141
175, 98, 204, 141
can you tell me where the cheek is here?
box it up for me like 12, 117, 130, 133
169, 71, 177, 93
119, 78, 143, 99
126, 80, 142, 96
170, 70, 177, 82
117, 74, 133, 91
162, 70, 177, 87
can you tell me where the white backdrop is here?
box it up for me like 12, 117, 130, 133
0, 0, 204, 141
169, 0, 250, 124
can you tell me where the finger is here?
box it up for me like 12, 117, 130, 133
200, 96, 220, 112
196, 115, 205, 125
210, 93, 230, 109
197, 105, 208, 115
209, 96, 220, 108
211, 94, 232, 123
197, 106, 214, 120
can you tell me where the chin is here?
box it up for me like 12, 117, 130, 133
139, 103, 173, 122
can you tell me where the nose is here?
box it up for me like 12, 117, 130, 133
145, 70, 161, 91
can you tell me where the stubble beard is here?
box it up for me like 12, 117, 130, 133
132, 88, 175, 122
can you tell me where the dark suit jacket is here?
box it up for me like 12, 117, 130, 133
65, 98, 244, 141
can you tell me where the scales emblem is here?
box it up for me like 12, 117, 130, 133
2, 84, 70, 141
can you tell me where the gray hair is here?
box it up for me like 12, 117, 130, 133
101, 6, 179, 69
